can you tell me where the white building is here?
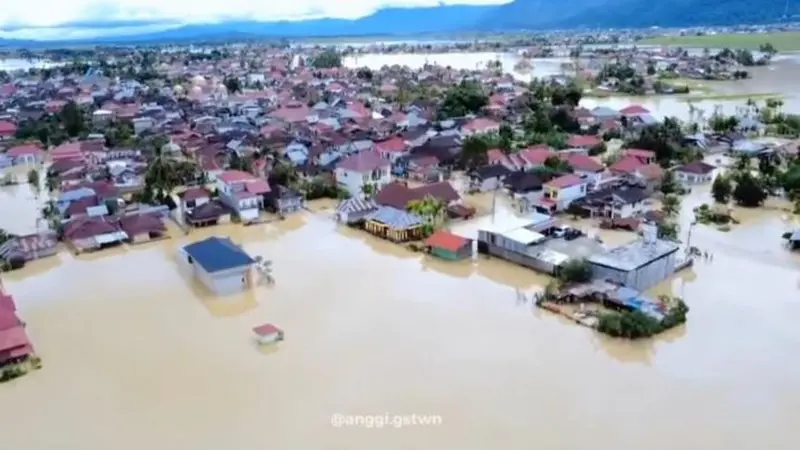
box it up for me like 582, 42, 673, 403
334, 150, 392, 198
675, 161, 715, 184
180, 236, 256, 296
216, 170, 271, 222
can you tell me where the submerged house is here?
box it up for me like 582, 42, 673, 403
117, 214, 167, 244
180, 236, 256, 295
0, 232, 58, 262
0, 289, 34, 369
588, 237, 679, 292
363, 206, 424, 242
335, 198, 378, 224
63, 217, 128, 253
425, 230, 473, 261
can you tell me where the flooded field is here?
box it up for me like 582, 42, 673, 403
1, 172, 799, 449
347, 52, 800, 120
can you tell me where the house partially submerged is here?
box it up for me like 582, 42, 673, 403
425, 230, 473, 260
0, 288, 35, 370
180, 236, 256, 295
588, 236, 680, 292
335, 198, 378, 224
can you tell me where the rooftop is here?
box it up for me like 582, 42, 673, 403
183, 236, 255, 273
589, 238, 680, 272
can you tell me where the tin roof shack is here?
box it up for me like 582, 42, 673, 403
588, 238, 680, 292
425, 230, 473, 261
180, 237, 256, 296
474, 214, 568, 274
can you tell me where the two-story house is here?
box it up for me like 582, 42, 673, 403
537, 174, 588, 214
334, 151, 392, 198
216, 170, 271, 222
562, 153, 606, 188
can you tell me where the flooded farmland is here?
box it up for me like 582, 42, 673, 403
346, 51, 800, 120
1, 170, 799, 449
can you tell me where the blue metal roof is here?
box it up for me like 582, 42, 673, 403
183, 237, 255, 273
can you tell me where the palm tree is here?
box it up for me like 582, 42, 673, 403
408, 195, 445, 224
27, 168, 39, 192
661, 194, 681, 218
45, 173, 59, 193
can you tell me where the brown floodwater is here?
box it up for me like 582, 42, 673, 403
1, 170, 800, 450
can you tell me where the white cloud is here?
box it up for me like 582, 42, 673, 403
0, 0, 509, 28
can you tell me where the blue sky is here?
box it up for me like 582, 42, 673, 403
0, 0, 509, 40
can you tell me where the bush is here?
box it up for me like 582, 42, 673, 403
598, 298, 689, 339
558, 259, 593, 284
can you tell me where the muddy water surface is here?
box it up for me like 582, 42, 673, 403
1, 177, 799, 449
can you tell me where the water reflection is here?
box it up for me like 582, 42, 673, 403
419, 255, 474, 279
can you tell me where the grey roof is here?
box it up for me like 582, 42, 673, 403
336, 198, 378, 214
589, 238, 679, 272
591, 106, 619, 118
365, 206, 423, 229
58, 187, 95, 203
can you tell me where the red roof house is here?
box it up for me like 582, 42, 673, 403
0, 120, 16, 138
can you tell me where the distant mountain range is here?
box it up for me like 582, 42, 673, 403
0, 1, 797, 47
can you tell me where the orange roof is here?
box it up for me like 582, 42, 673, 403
425, 230, 469, 252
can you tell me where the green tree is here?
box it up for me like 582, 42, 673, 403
543, 155, 572, 173
558, 259, 593, 284
59, 101, 85, 137
459, 135, 490, 170
27, 169, 40, 197
438, 81, 488, 119
711, 174, 732, 203
224, 77, 241, 94
732, 172, 767, 207
498, 123, 514, 152
661, 194, 681, 218
310, 49, 342, 69
660, 170, 679, 195
657, 221, 679, 240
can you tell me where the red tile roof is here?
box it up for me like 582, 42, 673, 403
677, 160, 715, 175
218, 170, 255, 183
609, 156, 646, 174
117, 214, 166, 236
620, 105, 651, 115
375, 137, 407, 153
375, 181, 461, 210
563, 153, 604, 173
519, 147, 555, 166
5, 144, 42, 157
567, 135, 601, 148
179, 187, 212, 201
463, 118, 499, 133
0, 120, 16, 134
253, 323, 282, 337
425, 230, 469, 252
545, 174, 584, 189
624, 148, 656, 160
336, 150, 389, 173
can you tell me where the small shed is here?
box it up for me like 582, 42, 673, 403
425, 230, 473, 260
180, 237, 256, 296
253, 323, 284, 344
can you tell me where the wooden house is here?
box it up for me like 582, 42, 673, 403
363, 206, 424, 242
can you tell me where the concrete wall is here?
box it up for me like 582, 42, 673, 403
477, 239, 556, 274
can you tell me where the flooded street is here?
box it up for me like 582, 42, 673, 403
1, 174, 799, 449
